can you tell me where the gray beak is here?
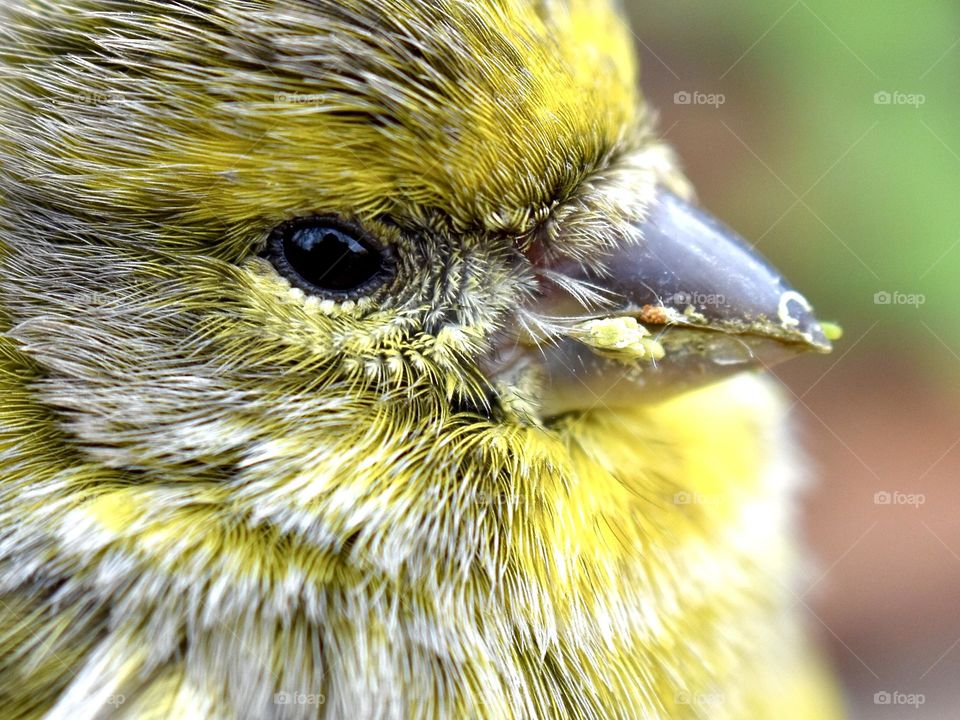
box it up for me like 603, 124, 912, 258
523, 188, 833, 416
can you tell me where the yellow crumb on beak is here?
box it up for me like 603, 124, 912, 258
567, 316, 666, 362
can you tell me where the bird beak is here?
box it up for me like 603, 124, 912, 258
518, 188, 834, 416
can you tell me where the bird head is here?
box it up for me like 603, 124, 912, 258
0, 0, 832, 568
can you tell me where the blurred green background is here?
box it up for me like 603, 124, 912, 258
622, 1, 960, 718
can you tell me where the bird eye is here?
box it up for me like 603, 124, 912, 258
264, 217, 394, 298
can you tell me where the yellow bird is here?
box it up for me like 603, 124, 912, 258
0, 1, 844, 718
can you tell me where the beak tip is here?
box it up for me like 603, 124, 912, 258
805, 326, 834, 354
776, 289, 833, 353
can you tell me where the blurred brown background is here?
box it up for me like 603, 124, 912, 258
622, 1, 960, 717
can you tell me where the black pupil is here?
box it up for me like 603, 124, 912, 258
283, 225, 382, 292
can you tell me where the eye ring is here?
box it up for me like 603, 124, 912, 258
263, 216, 395, 300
